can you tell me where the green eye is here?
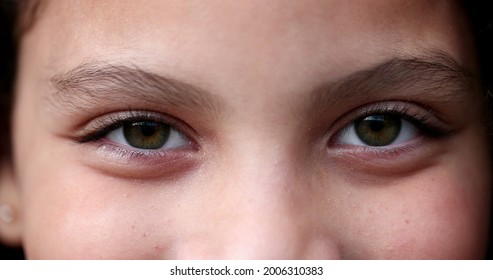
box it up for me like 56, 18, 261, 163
106, 120, 189, 150
123, 122, 171, 149
354, 115, 401, 146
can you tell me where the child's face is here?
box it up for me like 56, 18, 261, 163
5, 0, 491, 258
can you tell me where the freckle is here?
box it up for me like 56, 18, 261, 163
132, 225, 136, 229
143, 232, 149, 238
405, 219, 410, 224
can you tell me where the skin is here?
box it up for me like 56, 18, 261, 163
0, 0, 490, 259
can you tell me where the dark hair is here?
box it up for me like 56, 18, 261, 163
463, 1, 493, 125
0, 0, 17, 160
462, 1, 493, 260
0, 0, 24, 260
0, 0, 492, 259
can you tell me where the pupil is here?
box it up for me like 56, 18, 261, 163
139, 124, 157, 137
368, 118, 385, 132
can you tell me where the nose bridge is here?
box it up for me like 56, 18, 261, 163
223, 159, 302, 258
209, 132, 340, 259
218, 157, 341, 259
224, 126, 300, 215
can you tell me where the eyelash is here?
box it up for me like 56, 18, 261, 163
75, 111, 196, 156
330, 102, 451, 149
75, 102, 450, 164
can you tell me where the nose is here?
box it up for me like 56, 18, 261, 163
194, 146, 342, 259
216, 191, 343, 259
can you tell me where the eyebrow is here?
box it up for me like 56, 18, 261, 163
308, 49, 477, 119
50, 62, 222, 118
50, 50, 476, 124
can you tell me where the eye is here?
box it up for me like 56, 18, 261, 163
337, 114, 419, 147
106, 121, 189, 150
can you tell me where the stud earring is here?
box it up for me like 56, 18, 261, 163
0, 204, 13, 223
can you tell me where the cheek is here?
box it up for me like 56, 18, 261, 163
13, 82, 491, 259
16, 151, 491, 259
342, 160, 490, 259
400, 170, 489, 259
18, 158, 187, 259
12, 96, 184, 258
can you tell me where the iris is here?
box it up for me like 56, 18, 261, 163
123, 122, 170, 149
354, 115, 401, 146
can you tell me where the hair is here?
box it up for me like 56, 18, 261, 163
0, 0, 16, 160
463, 1, 493, 128
461, 0, 493, 259
0, 0, 492, 259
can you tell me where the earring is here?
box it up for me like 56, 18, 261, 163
0, 204, 13, 223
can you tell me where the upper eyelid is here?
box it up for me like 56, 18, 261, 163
328, 101, 452, 141
74, 110, 196, 144
337, 102, 441, 126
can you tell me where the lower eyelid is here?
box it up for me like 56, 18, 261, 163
327, 137, 444, 175
79, 142, 200, 180
97, 141, 194, 161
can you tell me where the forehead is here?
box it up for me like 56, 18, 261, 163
22, 0, 470, 91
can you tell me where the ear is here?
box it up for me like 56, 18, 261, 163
0, 162, 22, 246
